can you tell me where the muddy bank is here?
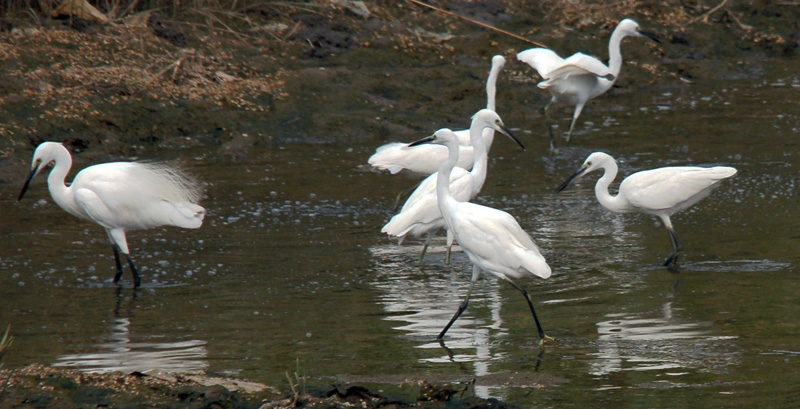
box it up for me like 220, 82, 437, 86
0, 1, 797, 174
0, 364, 529, 409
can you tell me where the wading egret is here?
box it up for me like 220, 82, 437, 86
19, 142, 206, 287
556, 152, 737, 266
410, 128, 553, 344
517, 18, 659, 150
368, 55, 506, 175
381, 109, 525, 264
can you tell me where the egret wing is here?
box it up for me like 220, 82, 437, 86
75, 162, 204, 230
383, 169, 474, 237
450, 203, 551, 279
368, 141, 475, 175
516, 48, 565, 79
561, 53, 614, 78
368, 142, 416, 174
622, 166, 737, 211
401, 167, 470, 211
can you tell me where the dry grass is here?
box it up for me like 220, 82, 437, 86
0, 325, 11, 362
0, 1, 299, 146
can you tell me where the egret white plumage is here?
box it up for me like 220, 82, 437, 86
381, 109, 525, 264
409, 128, 553, 343
556, 152, 737, 266
368, 55, 506, 175
517, 18, 659, 150
19, 142, 206, 287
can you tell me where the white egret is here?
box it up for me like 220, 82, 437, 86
381, 109, 525, 264
19, 142, 206, 287
517, 18, 659, 150
556, 152, 737, 266
368, 55, 506, 175
410, 128, 553, 344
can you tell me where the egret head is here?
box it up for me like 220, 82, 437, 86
556, 152, 614, 192
408, 128, 459, 148
471, 109, 526, 151
19, 142, 64, 201
618, 18, 660, 43
491, 55, 506, 71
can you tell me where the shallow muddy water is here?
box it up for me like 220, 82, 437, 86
2, 54, 800, 408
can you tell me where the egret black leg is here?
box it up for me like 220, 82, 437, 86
418, 231, 434, 264
125, 254, 141, 288
662, 227, 683, 267
542, 101, 558, 153
566, 117, 577, 143
393, 180, 422, 212
566, 103, 585, 144
437, 280, 476, 340
504, 278, 554, 345
112, 246, 124, 284
547, 124, 558, 153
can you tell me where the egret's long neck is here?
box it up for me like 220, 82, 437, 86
482, 62, 501, 155
436, 140, 461, 226
607, 27, 627, 81
46, 147, 79, 216
485, 64, 502, 111
594, 161, 628, 213
468, 123, 490, 194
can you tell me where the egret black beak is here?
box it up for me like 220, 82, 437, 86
638, 29, 660, 44
409, 134, 436, 147
18, 163, 40, 201
497, 125, 526, 151
556, 166, 587, 193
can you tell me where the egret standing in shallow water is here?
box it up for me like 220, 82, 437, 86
381, 109, 525, 264
19, 142, 206, 287
517, 18, 659, 150
410, 128, 553, 344
368, 55, 506, 175
556, 152, 737, 267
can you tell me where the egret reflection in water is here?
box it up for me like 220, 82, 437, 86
589, 277, 738, 377
369, 243, 510, 398
53, 290, 208, 374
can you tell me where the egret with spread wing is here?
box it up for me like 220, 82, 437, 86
517, 19, 659, 150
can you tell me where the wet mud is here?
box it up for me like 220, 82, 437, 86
0, 1, 797, 168
0, 364, 528, 409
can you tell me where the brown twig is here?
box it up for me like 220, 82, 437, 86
406, 0, 546, 47
686, 0, 729, 25
167, 19, 258, 40
282, 21, 301, 42
726, 9, 753, 31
